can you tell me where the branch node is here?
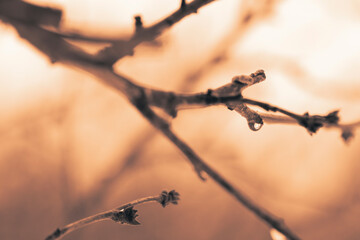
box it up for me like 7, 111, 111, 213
111, 207, 140, 225
158, 190, 180, 207
45, 228, 66, 240
205, 89, 218, 104
341, 128, 354, 143
196, 168, 207, 181
325, 110, 340, 124
165, 18, 174, 26
191, 7, 198, 14
299, 110, 340, 134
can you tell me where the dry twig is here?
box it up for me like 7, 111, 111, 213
45, 190, 180, 240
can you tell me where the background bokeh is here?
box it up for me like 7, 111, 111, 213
0, 0, 360, 239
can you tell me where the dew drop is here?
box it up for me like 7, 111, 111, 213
248, 121, 263, 131
270, 228, 287, 240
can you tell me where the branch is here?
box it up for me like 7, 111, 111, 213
142, 70, 342, 135
45, 190, 180, 240
96, 0, 218, 64
46, 29, 129, 43
261, 113, 360, 143
0, 0, 62, 28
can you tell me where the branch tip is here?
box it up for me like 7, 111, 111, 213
298, 110, 340, 134
232, 69, 266, 86
111, 207, 140, 225
158, 190, 180, 207
325, 110, 340, 124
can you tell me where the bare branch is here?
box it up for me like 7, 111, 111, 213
97, 0, 218, 64
45, 29, 129, 43
261, 113, 360, 143
45, 190, 180, 240
0, 0, 62, 28
141, 70, 342, 135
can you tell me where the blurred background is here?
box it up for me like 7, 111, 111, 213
0, 0, 360, 239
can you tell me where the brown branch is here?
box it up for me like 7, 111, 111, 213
45, 190, 179, 240
96, 0, 218, 64
261, 113, 360, 143
44, 29, 129, 43
141, 70, 341, 135
0, 0, 62, 28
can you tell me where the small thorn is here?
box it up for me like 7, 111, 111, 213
134, 15, 143, 32
180, 0, 186, 10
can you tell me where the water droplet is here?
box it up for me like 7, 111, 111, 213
248, 121, 263, 131
270, 228, 287, 240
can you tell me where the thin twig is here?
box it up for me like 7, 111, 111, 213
45, 190, 180, 240
97, 0, 218, 64
46, 29, 129, 43
0, 0, 62, 28
261, 113, 360, 142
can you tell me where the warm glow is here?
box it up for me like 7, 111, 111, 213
1, 1, 359, 240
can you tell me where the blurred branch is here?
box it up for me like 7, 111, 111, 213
0, 0, 61, 28
261, 113, 360, 143
47, 29, 129, 43
45, 190, 179, 240
75, 129, 156, 210
97, 0, 218, 64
